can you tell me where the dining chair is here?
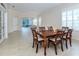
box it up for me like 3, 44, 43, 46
48, 32, 64, 55
31, 25, 37, 30
31, 29, 44, 53
39, 27, 45, 32
63, 29, 73, 49
48, 26, 54, 31
31, 28, 35, 48
62, 27, 69, 31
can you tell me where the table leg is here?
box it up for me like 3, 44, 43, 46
44, 47, 46, 56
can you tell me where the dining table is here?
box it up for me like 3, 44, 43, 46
37, 29, 65, 56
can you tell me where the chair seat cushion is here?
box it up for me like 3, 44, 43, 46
38, 38, 43, 41
63, 35, 66, 38
38, 36, 43, 41
49, 38, 61, 42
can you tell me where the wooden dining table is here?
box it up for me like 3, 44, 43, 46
37, 30, 65, 56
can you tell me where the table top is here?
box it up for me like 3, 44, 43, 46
37, 30, 64, 38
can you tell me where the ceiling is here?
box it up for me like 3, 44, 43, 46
7, 3, 62, 17
7, 3, 61, 13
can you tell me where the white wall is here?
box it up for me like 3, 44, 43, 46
7, 8, 19, 33
40, 3, 79, 40
40, 8, 61, 29
18, 11, 40, 18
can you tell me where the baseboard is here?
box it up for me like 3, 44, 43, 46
72, 38, 79, 41
8, 30, 16, 34
0, 39, 5, 44
8, 30, 14, 34
8, 28, 20, 34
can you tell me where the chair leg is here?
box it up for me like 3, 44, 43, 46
69, 38, 72, 47
66, 40, 68, 49
54, 44, 57, 55
32, 40, 34, 48
40, 42, 42, 46
44, 47, 46, 56
36, 44, 38, 53
61, 40, 64, 51
48, 40, 50, 48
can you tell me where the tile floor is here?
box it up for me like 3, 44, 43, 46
0, 27, 79, 56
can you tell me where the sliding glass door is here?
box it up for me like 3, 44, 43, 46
0, 9, 4, 40
0, 11, 1, 40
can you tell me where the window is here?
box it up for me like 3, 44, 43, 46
73, 9, 79, 30
38, 17, 42, 26
33, 18, 37, 26
33, 16, 42, 26
62, 8, 79, 31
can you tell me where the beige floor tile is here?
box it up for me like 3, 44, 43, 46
0, 27, 79, 56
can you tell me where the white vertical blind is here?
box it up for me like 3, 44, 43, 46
66, 10, 72, 28
62, 11, 66, 27
62, 8, 79, 31
73, 9, 79, 30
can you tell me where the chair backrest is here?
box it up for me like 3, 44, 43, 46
62, 27, 69, 31
56, 29, 64, 33
66, 29, 72, 38
48, 26, 54, 31
54, 31, 63, 42
31, 26, 37, 30
39, 27, 45, 32
31, 29, 38, 42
